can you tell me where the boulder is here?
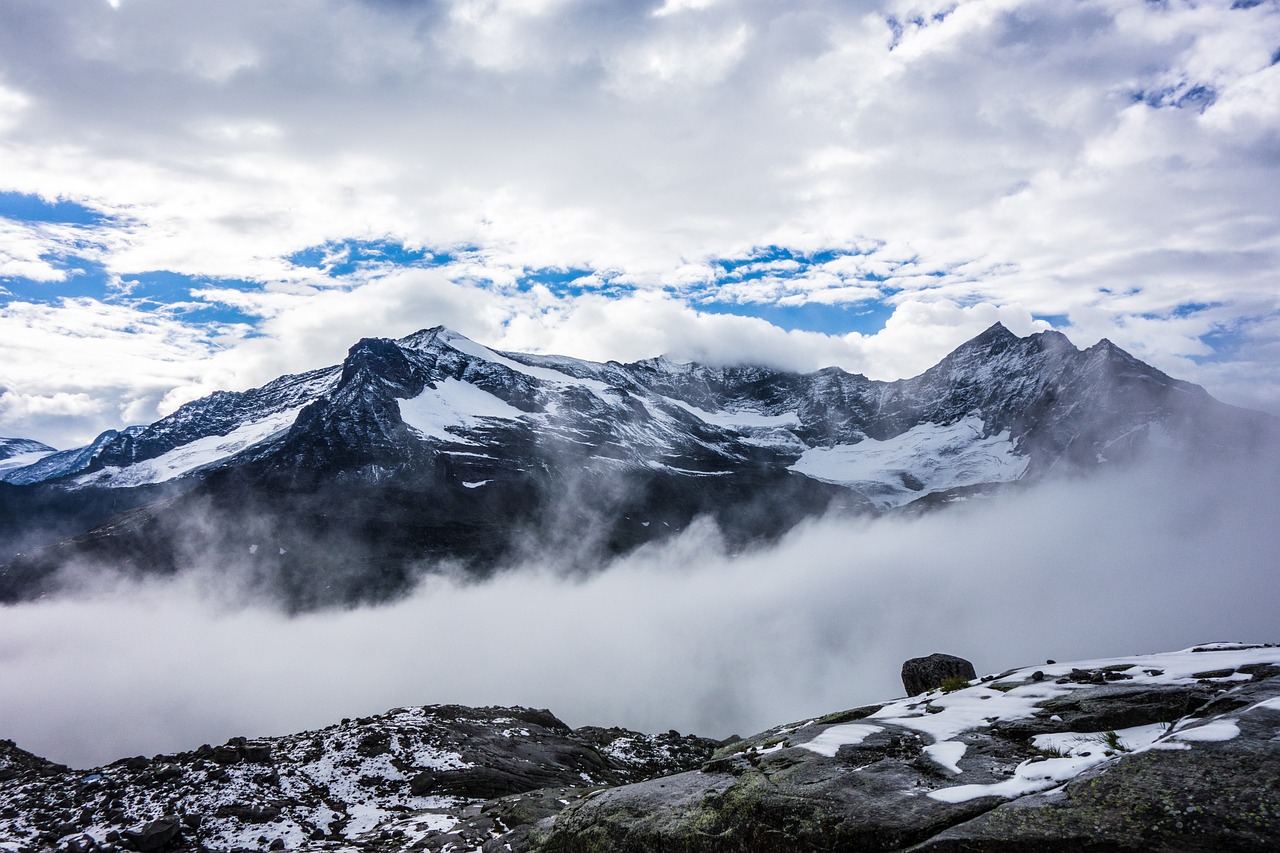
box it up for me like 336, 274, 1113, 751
122, 816, 181, 852
901, 653, 977, 696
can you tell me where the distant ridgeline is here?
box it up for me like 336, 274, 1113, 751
0, 323, 1273, 608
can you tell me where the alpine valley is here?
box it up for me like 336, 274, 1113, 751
0, 323, 1272, 609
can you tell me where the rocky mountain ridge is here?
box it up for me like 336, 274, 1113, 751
2, 323, 1260, 493
0, 324, 1272, 609
1, 643, 1276, 852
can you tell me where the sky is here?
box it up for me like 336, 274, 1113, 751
1, 0, 1279, 448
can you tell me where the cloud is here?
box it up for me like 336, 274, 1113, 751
0, 0, 1278, 436
0, 448, 1275, 769
0, 298, 248, 447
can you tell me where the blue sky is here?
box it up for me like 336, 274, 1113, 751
2, 0, 1279, 447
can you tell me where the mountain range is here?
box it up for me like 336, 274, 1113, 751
0, 323, 1271, 608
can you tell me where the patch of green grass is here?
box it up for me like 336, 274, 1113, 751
1089, 730, 1128, 753
939, 676, 972, 693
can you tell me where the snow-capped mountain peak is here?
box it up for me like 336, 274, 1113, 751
1, 324, 1266, 495
1, 324, 1271, 608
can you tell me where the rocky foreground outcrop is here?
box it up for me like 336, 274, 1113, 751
1, 644, 1277, 852
540, 643, 1280, 853
0, 706, 718, 853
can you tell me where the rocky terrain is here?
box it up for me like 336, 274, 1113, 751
0, 706, 719, 853
1, 643, 1276, 852
1, 324, 1272, 609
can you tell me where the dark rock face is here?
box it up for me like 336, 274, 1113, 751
902, 653, 978, 696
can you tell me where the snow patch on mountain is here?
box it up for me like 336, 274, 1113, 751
0, 430, 133, 485
789, 416, 1029, 507
668, 399, 800, 430
0, 450, 55, 475
798, 723, 884, 757
398, 379, 526, 443
75, 407, 309, 487
0, 437, 56, 462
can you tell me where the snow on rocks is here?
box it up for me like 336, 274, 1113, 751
797, 723, 885, 757
538, 643, 1280, 853
0, 706, 719, 853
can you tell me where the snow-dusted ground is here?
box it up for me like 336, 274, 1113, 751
789, 416, 1029, 507
780, 643, 1280, 804
0, 703, 719, 853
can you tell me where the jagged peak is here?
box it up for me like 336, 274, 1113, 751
978, 320, 1017, 340
1084, 337, 1140, 363
1030, 327, 1074, 345
937, 321, 1022, 363
395, 325, 480, 352
631, 354, 696, 372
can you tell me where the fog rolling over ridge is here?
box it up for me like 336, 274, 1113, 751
0, 446, 1276, 770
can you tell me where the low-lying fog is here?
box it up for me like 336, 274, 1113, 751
2, 452, 1278, 768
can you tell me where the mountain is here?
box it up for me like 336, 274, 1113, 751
1, 643, 1276, 852
0, 437, 55, 471
0, 324, 1271, 608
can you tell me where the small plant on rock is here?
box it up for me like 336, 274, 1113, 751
1090, 730, 1128, 753
939, 676, 971, 693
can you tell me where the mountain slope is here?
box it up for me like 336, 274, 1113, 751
0, 324, 1271, 608
0, 437, 56, 478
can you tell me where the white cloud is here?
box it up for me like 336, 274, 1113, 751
0, 83, 28, 135
0, 298, 248, 446
0, 0, 1278, 439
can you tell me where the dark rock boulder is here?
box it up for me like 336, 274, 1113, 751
123, 816, 181, 851
902, 653, 977, 696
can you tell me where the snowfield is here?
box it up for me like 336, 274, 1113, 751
789, 416, 1029, 507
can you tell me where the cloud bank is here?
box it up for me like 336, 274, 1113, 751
1, 450, 1275, 769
